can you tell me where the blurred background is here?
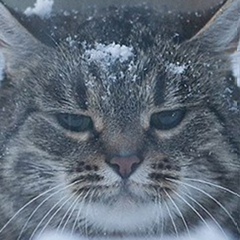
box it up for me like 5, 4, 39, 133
5, 0, 225, 12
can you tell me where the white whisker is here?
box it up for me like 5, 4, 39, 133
17, 181, 81, 240
31, 194, 70, 240
0, 183, 67, 235
83, 188, 96, 236
59, 193, 82, 234
179, 189, 229, 240
184, 178, 240, 198
164, 198, 179, 238
170, 188, 211, 232
164, 189, 191, 240
154, 188, 164, 238
70, 189, 92, 236
168, 178, 240, 233
28, 180, 83, 240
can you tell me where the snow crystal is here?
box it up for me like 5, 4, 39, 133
84, 43, 134, 65
82, 43, 134, 98
167, 62, 187, 75
24, 0, 54, 19
0, 52, 5, 83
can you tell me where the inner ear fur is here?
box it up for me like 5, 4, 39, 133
189, 0, 240, 53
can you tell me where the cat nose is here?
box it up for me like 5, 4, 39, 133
108, 155, 141, 178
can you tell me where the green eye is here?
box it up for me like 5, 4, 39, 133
150, 109, 186, 130
56, 113, 94, 132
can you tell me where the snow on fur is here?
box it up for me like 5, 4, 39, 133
84, 43, 134, 65
167, 62, 187, 75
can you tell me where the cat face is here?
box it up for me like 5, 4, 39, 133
0, 1, 239, 239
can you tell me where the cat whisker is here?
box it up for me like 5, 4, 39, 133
164, 189, 191, 240
58, 192, 83, 234
160, 196, 165, 238
167, 178, 240, 233
55, 196, 76, 233
0, 182, 67, 235
178, 189, 229, 240
37, 189, 87, 239
31, 194, 71, 240
184, 178, 240, 198
170, 188, 212, 233
28, 180, 84, 240
70, 188, 92, 236
17, 180, 81, 240
154, 188, 164, 237
164, 198, 179, 238
83, 187, 98, 236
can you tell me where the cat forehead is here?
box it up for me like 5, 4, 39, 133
46, 39, 209, 114
50, 43, 158, 114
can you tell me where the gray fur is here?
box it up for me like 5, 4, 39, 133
0, 1, 239, 240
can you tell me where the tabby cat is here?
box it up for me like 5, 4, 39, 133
0, 0, 239, 240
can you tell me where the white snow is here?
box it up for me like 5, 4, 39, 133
83, 42, 134, 95
231, 52, 240, 87
167, 62, 187, 75
0, 52, 5, 83
84, 42, 134, 65
24, 0, 54, 19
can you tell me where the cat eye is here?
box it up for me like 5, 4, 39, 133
56, 113, 94, 132
150, 109, 186, 130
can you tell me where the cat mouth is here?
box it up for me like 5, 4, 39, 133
71, 175, 178, 206
71, 179, 150, 205
107, 182, 146, 203
97, 181, 166, 206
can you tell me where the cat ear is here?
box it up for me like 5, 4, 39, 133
0, 3, 44, 78
189, 0, 240, 86
190, 0, 240, 52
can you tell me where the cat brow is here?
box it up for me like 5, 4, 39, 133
154, 77, 165, 106
73, 80, 88, 111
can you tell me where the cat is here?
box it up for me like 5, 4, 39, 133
0, 0, 239, 240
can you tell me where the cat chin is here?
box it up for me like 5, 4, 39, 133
34, 222, 234, 240
80, 201, 161, 233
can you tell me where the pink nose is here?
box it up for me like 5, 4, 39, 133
109, 155, 141, 178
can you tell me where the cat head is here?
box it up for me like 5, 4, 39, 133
0, 0, 239, 238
